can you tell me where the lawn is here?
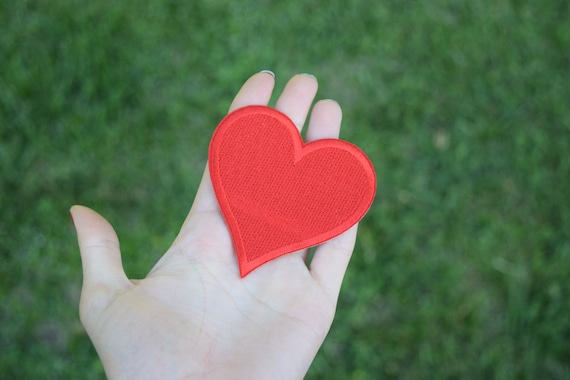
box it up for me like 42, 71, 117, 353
1, 0, 569, 378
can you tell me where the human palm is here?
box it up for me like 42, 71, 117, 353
71, 72, 358, 379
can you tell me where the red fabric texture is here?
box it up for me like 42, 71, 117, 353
208, 105, 376, 277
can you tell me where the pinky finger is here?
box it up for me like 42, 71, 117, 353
309, 224, 358, 300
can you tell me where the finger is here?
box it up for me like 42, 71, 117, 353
290, 99, 343, 264
305, 99, 342, 142
309, 224, 358, 301
274, 74, 318, 132
182, 163, 221, 217
270, 74, 319, 264
180, 71, 276, 229
70, 205, 129, 289
229, 70, 276, 112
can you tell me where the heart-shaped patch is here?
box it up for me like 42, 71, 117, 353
208, 105, 376, 277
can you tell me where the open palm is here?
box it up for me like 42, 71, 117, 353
71, 72, 358, 379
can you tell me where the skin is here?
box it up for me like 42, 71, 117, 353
71, 72, 358, 379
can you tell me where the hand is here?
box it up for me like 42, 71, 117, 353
71, 72, 358, 379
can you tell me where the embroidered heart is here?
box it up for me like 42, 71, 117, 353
208, 105, 376, 277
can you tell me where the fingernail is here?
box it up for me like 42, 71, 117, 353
301, 73, 317, 80
259, 70, 275, 77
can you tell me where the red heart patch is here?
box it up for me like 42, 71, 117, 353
208, 105, 376, 277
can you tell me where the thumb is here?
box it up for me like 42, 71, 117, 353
70, 205, 129, 299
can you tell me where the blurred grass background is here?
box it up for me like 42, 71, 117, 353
1, 0, 569, 378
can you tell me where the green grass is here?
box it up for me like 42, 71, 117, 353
1, 0, 569, 378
